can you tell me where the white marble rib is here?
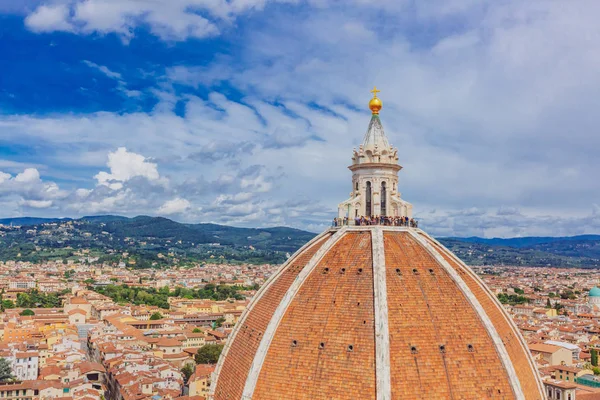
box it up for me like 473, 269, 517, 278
208, 229, 334, 399
372, 227, 392, 400
416, 229, 545, 397
240, 227, 348, 399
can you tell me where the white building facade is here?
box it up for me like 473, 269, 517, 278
9, 351, 39, 381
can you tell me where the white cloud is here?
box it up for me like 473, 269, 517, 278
240, 175, 272, 193
0, 172, 11, 184
21, 199, 53, 208
0, 168, 67, 212
75, 188, 92, 198
69, 189, 131, 214
24, 4, 74, 33
216, 192, 255, 204
14, 168, 41, 183
94, 147, 162, 189
21, 0, 295, 41
82, 60, 142, 98
158, 198, 192, 215
83, 60, 122, 80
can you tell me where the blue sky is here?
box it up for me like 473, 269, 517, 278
0, 0, 599, 237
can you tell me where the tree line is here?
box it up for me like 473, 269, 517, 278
92, 283, 247, 309
1, 289, 68, 310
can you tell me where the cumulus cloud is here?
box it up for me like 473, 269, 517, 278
69, 188, 132, 214
24, 4, 73, 33
14, 168, 40, 183
94, 147, 163, 190
0, 168, 67, 211
0, 172, 12, 184
158, 198, 192, 215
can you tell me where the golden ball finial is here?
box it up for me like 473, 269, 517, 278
369, 86, 382, 114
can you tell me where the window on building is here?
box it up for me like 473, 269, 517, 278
366, 181, 372, 216
381, 182, 387, 216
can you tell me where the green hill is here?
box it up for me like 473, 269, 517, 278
1, 215, 599, 268
0, 215, 315, 267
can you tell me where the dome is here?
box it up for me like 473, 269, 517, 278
211, 228, 544, 399
590, 287, 600, 297
210, 88, 544, 400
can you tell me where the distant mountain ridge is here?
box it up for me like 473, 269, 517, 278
0, 215, 316, 266
1, 215, 599, 267
0, 215, 128, 226
449, 235, 600, 248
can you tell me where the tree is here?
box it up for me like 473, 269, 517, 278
181, 363, 194, 384
1, 300, 14, 311
16, 293, 31, 308
546, 298, 552, 308
214, 317, 226, 328
195, 344, 224, 364
592, 349, 598, 367
149, 312, 163, 320
20, 309, 34, 316
593, 367, 600, 376
513, 287, 525, 295
159, 286, 170, 295
497, 293, 529, 305
0, 358, 13, 382
192, 328, 202, 333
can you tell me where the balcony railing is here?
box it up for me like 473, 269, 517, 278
332, 217, 418, 228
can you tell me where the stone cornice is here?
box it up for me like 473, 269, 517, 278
348, 163, 402, 172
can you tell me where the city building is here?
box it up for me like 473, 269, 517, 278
529, 343, 573, 366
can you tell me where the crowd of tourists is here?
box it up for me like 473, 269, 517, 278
332, 216, 418, 228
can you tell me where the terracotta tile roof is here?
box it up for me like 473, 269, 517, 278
213, 230, 545, 399
528, 343, 563, 354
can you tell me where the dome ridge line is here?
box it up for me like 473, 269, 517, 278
241, 227, 349, 400
408, 230, 526, 400
371, 227, 392, 400
414, 230, 546, 396
209, 229, 335, 399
